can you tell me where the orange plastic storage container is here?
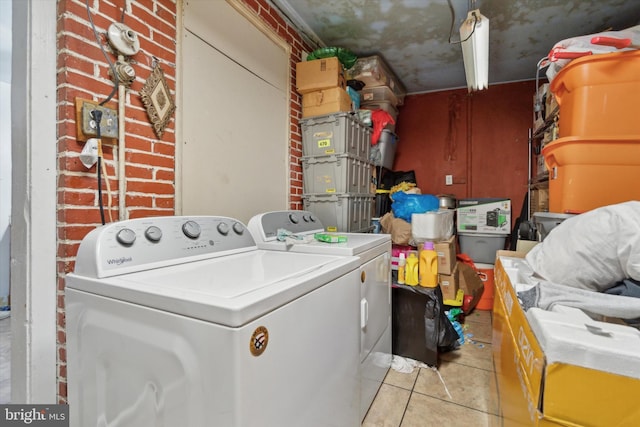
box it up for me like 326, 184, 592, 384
542, 136, 640, 214
550, 50, 640, 137
475, 263, 495, 311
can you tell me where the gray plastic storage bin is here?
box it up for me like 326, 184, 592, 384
458, 232, 508, 264
301, 112, 371, 161
302, 155, 372, 195
370, 130, 397, 169
303, 194, 374, 232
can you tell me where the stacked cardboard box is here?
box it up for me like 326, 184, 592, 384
296, 57, 352, 118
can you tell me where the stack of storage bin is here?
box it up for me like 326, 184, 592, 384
301, 112, 375, 232
349, 55, 406, 170
543, 50, 640, 214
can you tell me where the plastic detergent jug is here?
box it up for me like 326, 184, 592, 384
419, 241, 438, 287
405, 252, 419, 286
397, 253, 406, 285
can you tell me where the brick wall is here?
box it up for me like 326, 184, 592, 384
55, 0, 310, 402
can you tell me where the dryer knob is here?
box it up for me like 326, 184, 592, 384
288, 213, 299, 224
309, 215, 317, 222
217, 222, 230, 236
182, 220, 201, 239
302, 214, 310, 222
116, 228, 136, 246
232, 222, 244, 235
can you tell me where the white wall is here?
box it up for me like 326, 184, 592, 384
0, 0, 12, 310
179, 0, 290, 223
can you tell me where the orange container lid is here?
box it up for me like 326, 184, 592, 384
550, 50, 640, 105
542, 135, 640, 169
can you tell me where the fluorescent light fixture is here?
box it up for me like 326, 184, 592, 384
459, 9, 489, 91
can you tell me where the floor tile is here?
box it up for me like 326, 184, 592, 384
383, 366, 419, 391
465, 309, 492, 325
399, 392, 498, 427
439, 339, 493, 371
412, 362, 496, 415
462, 318, 493, 344
362, 383, 411, 427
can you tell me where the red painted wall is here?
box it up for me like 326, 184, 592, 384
394, 81, 535, 219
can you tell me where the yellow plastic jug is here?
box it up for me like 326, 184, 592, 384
419, 242, 438, 287
405, 252, 419, 286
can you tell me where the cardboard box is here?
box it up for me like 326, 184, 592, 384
457, 262, 484, 314
457, 198, 511, 234
530, 187, 549, 213
302, 87, 352, 118
491, 251, 640, 426
434, 236, 456, 275
296, 57, 346, 94
438, 263, 459, 301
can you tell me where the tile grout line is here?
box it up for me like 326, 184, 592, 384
396, 366, 422, 427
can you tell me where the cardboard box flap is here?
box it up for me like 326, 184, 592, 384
458, 262, 484, 312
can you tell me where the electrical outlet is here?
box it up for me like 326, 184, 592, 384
76, 98, 118, 140
445, 175, 453, 185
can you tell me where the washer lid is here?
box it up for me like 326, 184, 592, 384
255, 232, 390, 257
66, 250, 359, 327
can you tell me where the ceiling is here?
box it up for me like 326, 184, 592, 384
272, 0, 640, 94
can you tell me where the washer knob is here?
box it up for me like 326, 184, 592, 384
288, 213, 299, 224
144, 226, 162, 242
182, 220, 201, 239
217, 222, 230, 236
116, 228, 136, 246
232, 222, 244, 235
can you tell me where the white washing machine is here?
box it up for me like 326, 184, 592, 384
65, 216, 362, 427
247, 210, 392, 421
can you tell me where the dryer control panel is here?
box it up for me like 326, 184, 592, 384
73, 216, 256, 278
248, 210, 324, 241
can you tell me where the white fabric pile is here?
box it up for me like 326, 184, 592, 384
526, 201, 640, 292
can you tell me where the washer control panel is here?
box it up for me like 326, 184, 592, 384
73, 216, 255, 278
247, 210, 324, 241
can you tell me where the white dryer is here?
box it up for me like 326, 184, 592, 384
66, 216, 362, 427
247, 210, 392, 420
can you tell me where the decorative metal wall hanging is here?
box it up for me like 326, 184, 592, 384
140, 61, 176, 139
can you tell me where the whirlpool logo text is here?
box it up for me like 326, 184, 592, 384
106, 256, 133, 266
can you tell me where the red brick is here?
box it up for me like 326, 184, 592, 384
126, 180, 174, 195
58, 224, 96, 241
126, 194, 153, 207
128, 209, 174, 219
126, 164, 154, 180
155, 197, 174, 209
127, 152, 174, 169
155, 169, 174, 181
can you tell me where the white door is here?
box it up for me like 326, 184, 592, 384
180, 0, 290, 224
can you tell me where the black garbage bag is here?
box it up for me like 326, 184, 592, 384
392, 284, 460, 367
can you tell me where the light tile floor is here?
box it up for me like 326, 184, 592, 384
363, 309, 499, 427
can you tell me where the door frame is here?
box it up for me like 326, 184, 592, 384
10, 0, 58, 403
